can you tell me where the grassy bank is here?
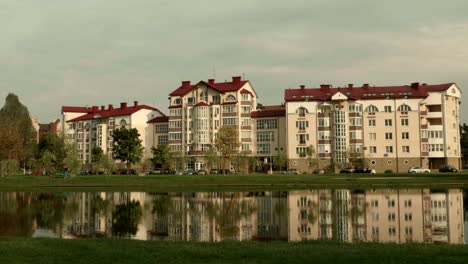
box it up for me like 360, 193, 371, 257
0, 173, 467, 191
0, 238, 467, 264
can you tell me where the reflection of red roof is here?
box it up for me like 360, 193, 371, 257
284, 83, 455, 102
147, 116, 169, 124
169, 76, 249, 96
251, 105, 286, 118
194, 101, 209, 107
61, 106, 90, 113
68, 105, 158, 122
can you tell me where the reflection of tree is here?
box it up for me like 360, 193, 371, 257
307, 201, 319, 225
33, 193, 78, 234
0, 193, 35, 236
111, 200, 143, 237
206, 193, 257, 240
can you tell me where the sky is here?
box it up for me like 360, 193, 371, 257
1, 0, 467, 122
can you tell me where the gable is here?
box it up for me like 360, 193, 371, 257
331, 92, 348, 101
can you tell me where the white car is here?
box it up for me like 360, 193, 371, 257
408, 167, 431, 173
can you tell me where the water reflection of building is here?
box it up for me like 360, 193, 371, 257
255, 191, 288, 241
288, 189, 464, 244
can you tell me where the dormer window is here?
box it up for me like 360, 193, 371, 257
366, 105, 379, 115
296, 107, 308, 117
174, 98, 181, 105
225, 94, 236, 102
120, 119, 127, 128
398, 104, 412, 115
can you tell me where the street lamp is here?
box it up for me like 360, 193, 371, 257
269, 131, 273, 175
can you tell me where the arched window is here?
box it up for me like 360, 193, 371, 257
366, 105, 379, 115
120, 119, 127, 128
296, 107, 308, 117
225, 95, 236, 102
397, 104, 412, 114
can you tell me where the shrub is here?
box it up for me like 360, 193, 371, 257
384, 169, 394, 174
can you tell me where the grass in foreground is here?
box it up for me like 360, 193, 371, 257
0, 238, 467, 264
0, 173, 468, 192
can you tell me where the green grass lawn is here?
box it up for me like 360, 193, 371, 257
0, 238, 467, 264
0, 172, 467, 191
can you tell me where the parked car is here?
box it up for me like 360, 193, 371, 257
339, 168, 355, 173
354, 168, 376, 174
173, 170, 184, 175
210, 169, 219, 175
312, 169, 325, 174
408, 167, 431, 173
282, 169, 300, 174
197, 170, 206, 175
186, 169, 196, 175
438, 165, 458, 173
112, 169, 138, 175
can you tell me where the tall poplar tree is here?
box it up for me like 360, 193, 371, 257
0, 94, 36, 164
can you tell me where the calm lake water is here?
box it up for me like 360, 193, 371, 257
0, 189, 466, 244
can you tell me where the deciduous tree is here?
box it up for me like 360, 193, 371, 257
112, 128, 144, 170
214, 126, 240, 174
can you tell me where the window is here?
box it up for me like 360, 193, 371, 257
369, 146, 377, 153
241, 131, 251, 138
241, 106, 251, 113
173, 98, 181, 105
257, 119, 278, 129
388, 213, 396, 221
404, 213, 412, 221
384, 106, 392, 113
296, 134, 309, 144
369, 133, 376, 140
402, 146, 410, 152
388, 200, 395, 207
225, 94, 236, 102
368, 119, 376, 127
404, 200, 412, 207
385, 119, 392, 126
222, 105, 236, 113
169, 120, 182, 128
350, 118, 362, 126
388, 227, 396, 236
156, 124, 168, 133
429, 144, 444, 152
296, 121, 309, 130
242, 144, 250, 151
169, 133, 182, 140
212, 95, 220, 103
158, 135, 168, 145
241, 118, 251, 126
257, 144, 270, 154
296, 107, 308, 117
350, 131, 361, 139
241, 93, 250, 101
319, 118, 329, 127
296, 147, 307, 157
398, 104, 412, 114
385, 133, 393, 140
386, 146, 393, 153
257, 132, 274, 142
371, 200, 378, 207
366, 105, 379, 114
222, 118, 237, 126
349, 104, 362, 113
319, 132, 330, 140
401, 119, 409, 126
187, 97, 194, 105
402, 132, 409, 139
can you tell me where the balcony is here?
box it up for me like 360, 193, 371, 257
427, 111, 442, 118
420, 111, 427, 116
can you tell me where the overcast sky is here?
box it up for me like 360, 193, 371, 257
1, 0, 467, 122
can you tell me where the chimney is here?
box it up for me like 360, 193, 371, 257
300, 85, 305, 90
108, 104, 113, 110
208, 79, 215, 85
134, 101, 138, 107
232, 76, 241, 84
411, 82, 420, 89
100, 105, 105, 111
348, 84, 353, 89
182, 81, 191, 88
120, 102, 127, 109
363, 83, 370, 89
320, 84, 331, 91
92, 106, 99, 113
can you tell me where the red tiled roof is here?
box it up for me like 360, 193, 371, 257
251, 105, 286, 118
169, 76, 249, 96
67, 105, 158, 122
147, 116, 169, 124
61, 106, 90, 113
284, 83, 455, 102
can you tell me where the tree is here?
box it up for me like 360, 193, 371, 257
306, 145, 318, 172
214, 126, 240, 174
273, 151, 288, 171
111, 200, 143, 237
347, 147, 365, 168
91, 146, 104, 164
63, 142, 81, 175
112, 128, 144, 169
36, 134, 66, 170
38, 150, 56, 174
205, 146, 219, 172
460, 123, 468, 168
0, 94, 36, 165
151, 145, 172, 169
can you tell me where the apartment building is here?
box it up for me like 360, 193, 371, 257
284, 82, 461, 173
166, 76, 258, 171
62, 101, 164, 165
251, 105, 287, 170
